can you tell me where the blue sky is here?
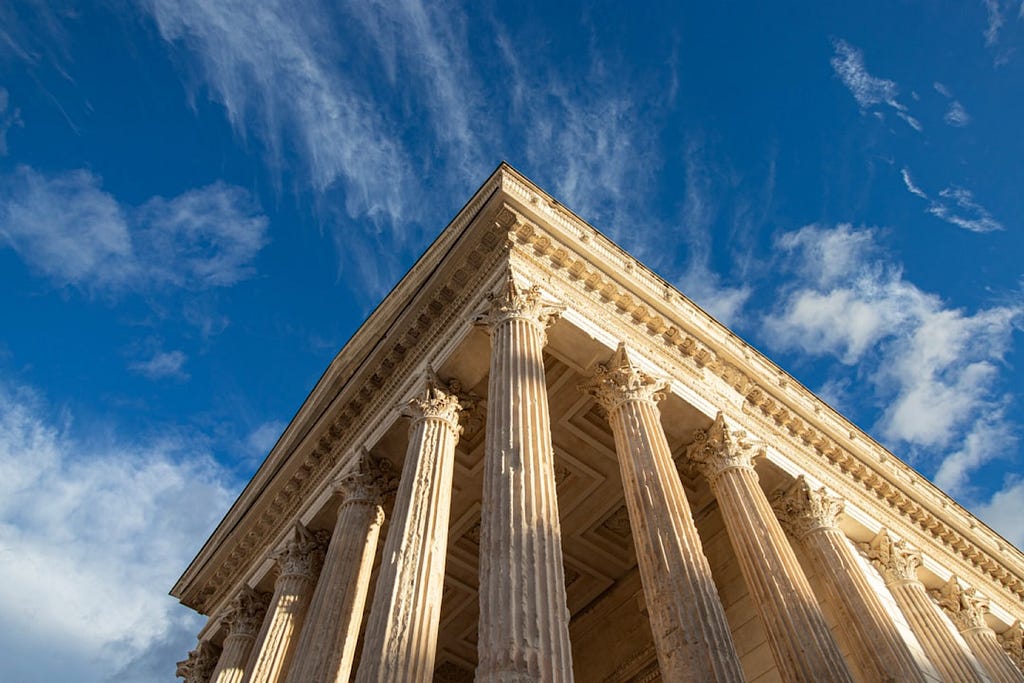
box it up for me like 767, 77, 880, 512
1, 1, 1022, 680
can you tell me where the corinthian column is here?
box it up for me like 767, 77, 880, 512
861, 530, 988, 682
209, 587, 271, 683
686, 413, 853, 682
474, 271, 574, 683
580, 344, 743, 682
932, 576, 1024, 682
245, 523, 328, 683
355, 373, 463, 683
772, 477, 927, 682
177, 640, 221, 683
1001, 622, 1024, 674
286, 452, 395, 683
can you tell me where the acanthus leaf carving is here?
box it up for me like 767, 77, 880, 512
999, 621, 1024, 670
175, 640, 220, 683
860, 528, 922, 584
685, 411, 764, 484
222, 585, 271, 638
473, 269, 564, 339
931, 575, 989, 632
334, 448, 397, 505
270, 522, 329, 581
579, 343, 669, 413
403, 369, 463, 435
771, 475, 845, 539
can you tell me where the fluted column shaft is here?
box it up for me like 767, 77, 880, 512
209, 587, 270, 683
933, 576, 1023, 682
963, 627, 1024, 682
245, 525, 327, 683
582, 345, 743, 682
286, 454, 393, 683
687, 414, 853, 682
475, 273, 573, 683
356, 376, 463, 683
863, 531, 988, 682
773, 477, 927, 682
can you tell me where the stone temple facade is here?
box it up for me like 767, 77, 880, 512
172, 163, 1024, 682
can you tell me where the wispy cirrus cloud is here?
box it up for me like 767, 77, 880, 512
0, 166, 268, 294
831, 39, 921, 131
933, 82, 971, 127
141, 0, 420, 224
0, 87, 22, 155
900, 168, 1004, 233
763, 224, 1021, 499
0, 376, 236, 681
129, 349, 189, 381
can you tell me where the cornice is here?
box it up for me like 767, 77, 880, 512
490, 186, 1024, 614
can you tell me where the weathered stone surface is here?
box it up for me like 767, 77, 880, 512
582, 344, 744, 681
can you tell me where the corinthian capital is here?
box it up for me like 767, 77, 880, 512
771, 476, 845, 539
931, 576, 989, 632
860, 529, 921, 584
579, 343, 669, 413
685, 412, 764, 484
334, 449, 397, 505
473, 270, 564, 334
271, 522, 330, 580
222, 585, 271, 637
403, 370, 463, 433
999, 621, 1024, 669
175, 640, 220, 683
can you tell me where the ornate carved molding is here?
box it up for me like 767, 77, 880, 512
403, 369, 463, 434
932, 576, 990, 632
222, 585, 271, 638
175, 640, 220, 683
271, 523, 330, 581
771, 475, 845, 540
579, 343, 668, 413
861, 529, 922, 584
685, 412, 764, 485
473, 268, 564, 338
333, 449, 397, 506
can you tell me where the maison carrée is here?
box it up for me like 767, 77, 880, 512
172, 164, 1024, 683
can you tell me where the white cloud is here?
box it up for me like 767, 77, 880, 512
944, 100, 971, 127
0, 166, 268, 294
972, 477, 1024, 549
983, 0, 1007, 46
0, 377, 237, 682
129, 349, 189, 380
933, 81, 952, 98
831, 39, 920, 131
764, 223, 1021, 480
899, 168, 1004, 233
930, 186, 1004, 233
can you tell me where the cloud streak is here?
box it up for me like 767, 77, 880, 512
0, 166, 268, 294
900, 168, 1004, 233
831, 39, 921, 131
